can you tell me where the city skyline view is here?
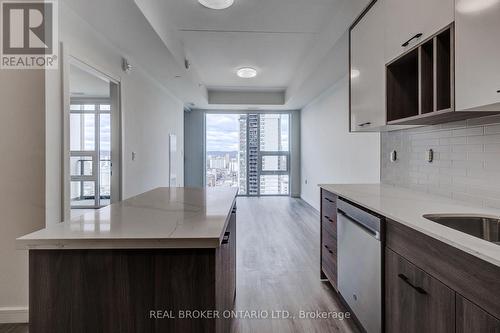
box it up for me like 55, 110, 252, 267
206, 113, 290, 195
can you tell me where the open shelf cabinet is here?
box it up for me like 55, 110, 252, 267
387, 24, 457, 125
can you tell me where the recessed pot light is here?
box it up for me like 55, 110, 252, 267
198, 0, 234, 10
237, 67, 257, 78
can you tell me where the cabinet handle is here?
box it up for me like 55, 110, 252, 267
358, 122, 372, 127
222, 232, 230, 245
324, 215, 334, 223
324, 197, 335, 203
401, 33, 423, 47
398, 274, 427, 295
324, 245, 334, 254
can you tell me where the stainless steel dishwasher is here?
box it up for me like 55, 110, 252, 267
337, 198, 382, 333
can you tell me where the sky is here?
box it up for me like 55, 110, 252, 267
206, 114, 240, 152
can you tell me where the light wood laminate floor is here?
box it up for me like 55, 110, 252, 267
0, 197, 358, 333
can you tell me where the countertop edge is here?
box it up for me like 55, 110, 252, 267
16, 237, 223, 250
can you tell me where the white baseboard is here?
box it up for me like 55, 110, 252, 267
0, 307, 28, 323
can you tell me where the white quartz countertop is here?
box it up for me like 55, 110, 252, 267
319, 184, 500, 267
17, 187, 238, 249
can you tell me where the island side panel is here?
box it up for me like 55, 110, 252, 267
29, 248, 218, 333
215, 203, 237, 332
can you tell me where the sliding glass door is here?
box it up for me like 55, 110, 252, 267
206, 113, 290, 196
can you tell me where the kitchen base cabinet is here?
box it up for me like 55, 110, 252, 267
320, 189, 338, 290
29, 206, 237, 333
385, 248, 455, 333
457, 296, 500, 333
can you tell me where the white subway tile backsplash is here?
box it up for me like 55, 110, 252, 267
468, 152, 500, 163
484, 144, 500, 152
451, 144, 483, 153
467, 134, 500, 144
439, 137, 467, 145
381, 115, 500, 208
452, 127, 484, 137
485, 124, 500, 134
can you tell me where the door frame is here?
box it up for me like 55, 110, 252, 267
62, 47, 122, 220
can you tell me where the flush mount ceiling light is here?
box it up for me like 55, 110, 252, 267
237, 67, 257, 78
198, 0, 234, 10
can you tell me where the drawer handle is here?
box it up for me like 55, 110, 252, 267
358, 122, 372, 127
402, 33, 423, 47
324, 197, 334, 203
222, 232, 230, 245
398, 274, 427, 295
324, 245, 334, 254
324, 216, 334, 223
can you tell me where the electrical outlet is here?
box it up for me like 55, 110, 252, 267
305, 179, 308, 185
390, 150, 397, 162
427, 149, 434, 163
132, 152, 137, 161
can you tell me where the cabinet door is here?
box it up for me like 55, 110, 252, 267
385, 0, 454, 62
455, 0, 500, 111
385, 249, 455, 333
350, 0, 386, 132
456, 295, 500, 333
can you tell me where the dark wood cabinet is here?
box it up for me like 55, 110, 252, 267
385, 248, 455, 333
216, 205, 237, 332
29, 203, 237, 333
457, 295, 500, 333
320, 189, 338, 290
385, 218, 500, 331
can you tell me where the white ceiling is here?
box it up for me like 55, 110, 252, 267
65, 0, 370, 110
142, 0, 343, 90
69, 64, 110, 98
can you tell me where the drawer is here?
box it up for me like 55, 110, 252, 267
322, 228, 337, 254
322, 213, 337, 236
322, 242, 337, 287
321, 190, 337, 216
322, 189, 337, 203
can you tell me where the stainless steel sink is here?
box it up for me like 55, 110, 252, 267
423, 214, 500, 245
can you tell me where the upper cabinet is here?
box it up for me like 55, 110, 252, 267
384, 0, 454, 62
350, 0, 500, 131
350, 0, 386, 132
455, 0, 500, 111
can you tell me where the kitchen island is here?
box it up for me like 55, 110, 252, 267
18, 187, 238, 333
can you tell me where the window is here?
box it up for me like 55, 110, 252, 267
206, 113, 290, 196
70, 101, 112, 208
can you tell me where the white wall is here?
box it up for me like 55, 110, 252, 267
0, 2, 184, 322
0, 70, 45, 322
300, 75, 380, 210
121, 68, 184, 198
45, 2, 184, 225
